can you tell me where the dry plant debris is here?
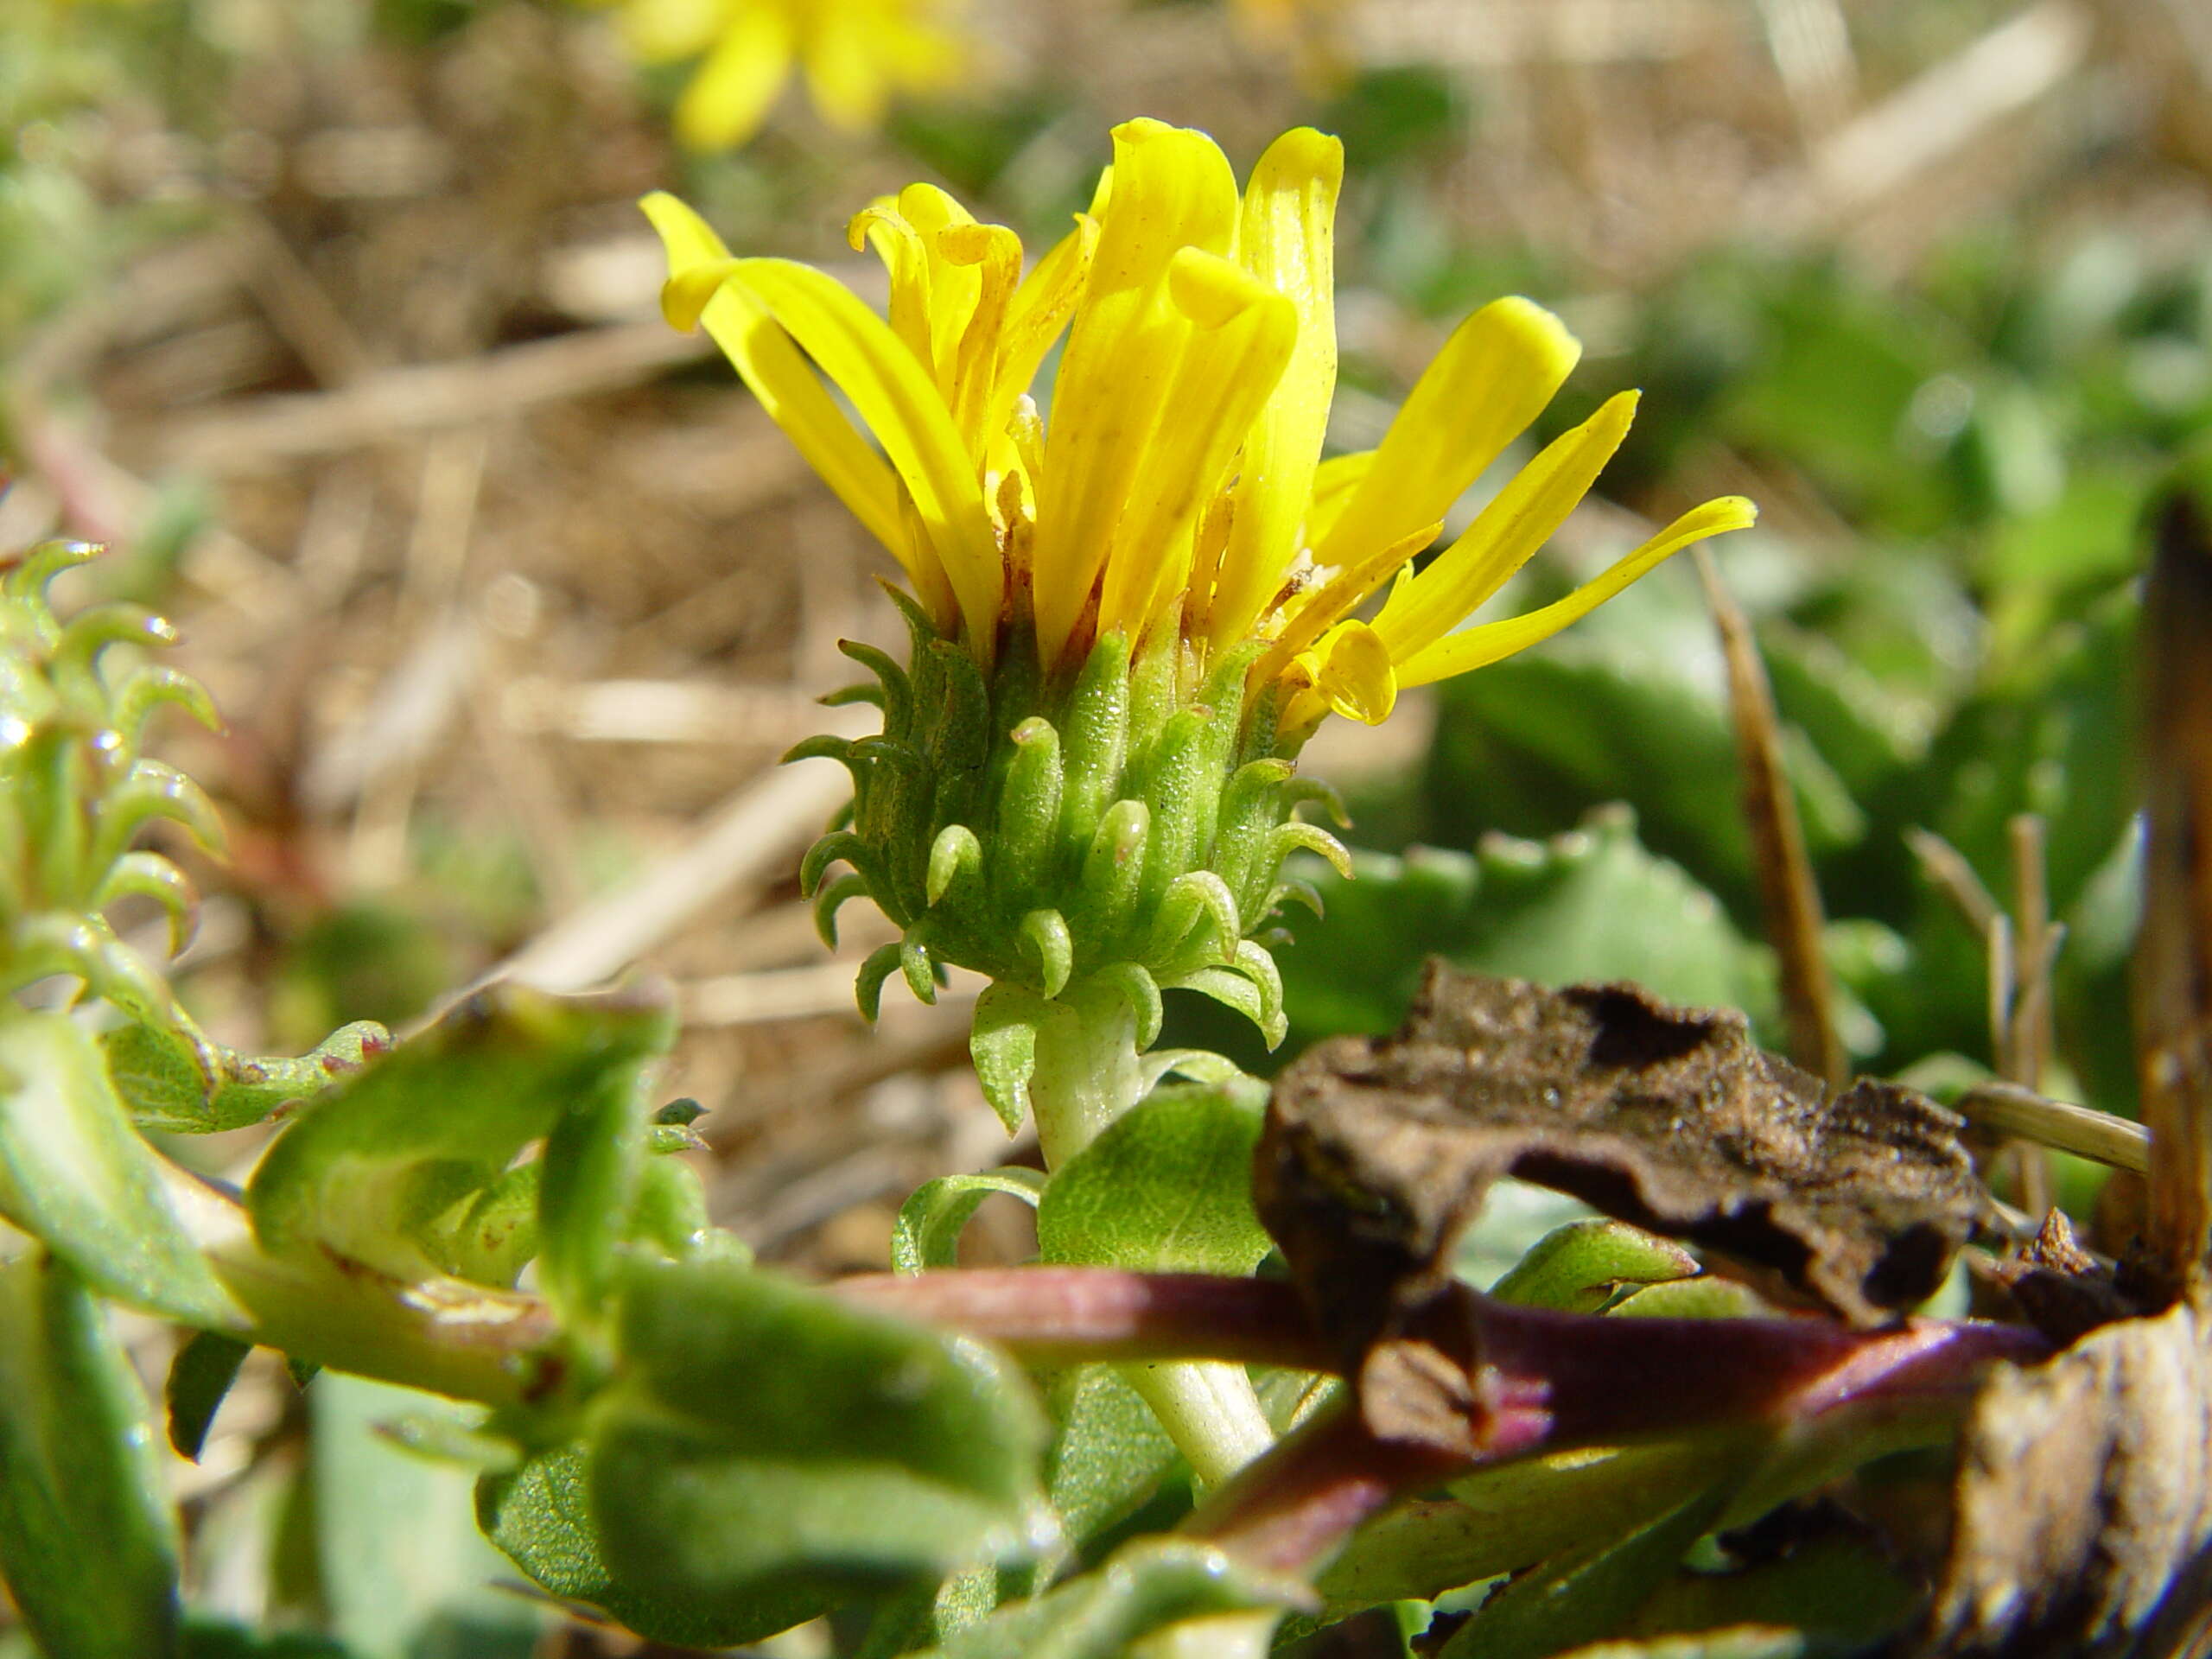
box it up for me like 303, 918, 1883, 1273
1259, 960, 1985, 1353
1913, 485, 2212, 1658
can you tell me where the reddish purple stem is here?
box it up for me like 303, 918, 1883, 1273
833, 1268, 1329, 1370
834, 1265, 2052, 1575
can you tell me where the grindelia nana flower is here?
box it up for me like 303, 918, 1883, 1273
608, 0, 965, 151
645, 118, 1751, 1140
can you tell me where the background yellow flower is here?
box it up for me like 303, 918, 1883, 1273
611, 0, 969, 151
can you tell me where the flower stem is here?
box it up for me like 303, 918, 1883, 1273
1027, 976, 1146, 1169
1022, 977, 1281, 1490
1120, 1358, 1278, 1489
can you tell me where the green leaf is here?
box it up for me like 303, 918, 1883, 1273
853, 1567, 1004, 1659
626, 1151, 735, 1263
1622, 1529, 1917, 1649
1035, 1077, 1272, 1275
1452, 1178, 1600, 1290
103, 1020, 389, 1135
536, 1039, 650, 1328
424, 1163, 538, 1288
1606, 1277, 1770, 1319
1488, 1220, 1700, 1314
246, 983, 671, 1287
573, 1256, 1051, 1636
1438, 1478, 1740, 1659
166, 1330, 251, 1461
1039, 1365, 1181, 1552
310, 1374, 542, 1659
0, 1011, 241, 1327
478, 1443, 832, 1650
0, 1254, 181, 1659
1317, 1439, 1745, 1617
1276, 810, 1769, 1052
893, 1167, 1046, 1273
1542, 1631, 1815, 1659
177, 1618, 353, 1658
912, 1538, 1291, 1659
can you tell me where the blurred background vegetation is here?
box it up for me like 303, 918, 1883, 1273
3, 0, 2210, 1650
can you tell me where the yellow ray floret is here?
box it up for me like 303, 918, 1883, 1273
644, 117, 1756, 728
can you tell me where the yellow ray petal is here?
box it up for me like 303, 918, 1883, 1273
671, 5, 795, 152
982, 214, 1097, 452
1395, 496, 1758, 687
799, 6, 891, 132
939, 221, 1023, 461
1096, 249, 1298, 644
726, 257, 1002, 645
1374, 389, 1638, 662
620, 0, 726, 60
1202, 127, 1343, 653
1311, 620, 1397, 724
1303, 448, 1374, 551
641, 194, 924, 605
1313, 296, 1580, 575
1032, 118, 1240, 664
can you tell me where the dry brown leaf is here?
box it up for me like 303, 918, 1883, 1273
1258, 962, 1985, 1354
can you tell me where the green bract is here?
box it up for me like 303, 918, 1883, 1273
797, 600, 1349, 1093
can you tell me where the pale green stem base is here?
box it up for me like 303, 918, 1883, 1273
1119, 1359, 1277, 1489
1129, 1610, 1281, 1659
1023, 975, 1280, 1487
1027, 977, 1147, 1170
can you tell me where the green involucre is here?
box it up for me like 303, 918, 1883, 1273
794, 598, 1349, 1058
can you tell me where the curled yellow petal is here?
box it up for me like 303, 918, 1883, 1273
1312, 620, 1397, 724
940, 221, 1023, 461
1202, 126, 1343, 654
847, 200, 938, 372
725, 256, 1001, 647
642, 194, 915, 601
1249, 517, 1440, 693
1313, 296, 1580, 575
1395, 495, 1759, 688
1374, 389, 1639, 663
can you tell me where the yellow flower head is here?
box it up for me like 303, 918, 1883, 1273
646, 118, 1752, 732
613, 0, 966, 152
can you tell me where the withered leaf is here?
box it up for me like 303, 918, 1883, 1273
1257, 962, 1983, 1354
1922, 1298, 2212, 1658
1990, 1209, 2140, 1348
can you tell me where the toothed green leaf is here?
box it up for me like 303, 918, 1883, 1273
103, 1019, 388, 1136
